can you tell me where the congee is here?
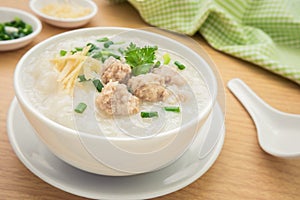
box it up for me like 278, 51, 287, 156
22, 35, 211, 137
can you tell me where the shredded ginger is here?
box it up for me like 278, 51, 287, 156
51, 45, 100, 93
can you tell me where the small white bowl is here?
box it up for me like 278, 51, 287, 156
0, 7, 42, 51
29, 0, 98, 28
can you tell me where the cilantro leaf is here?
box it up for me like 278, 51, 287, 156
132, 63, 153, 76
124, 42, 158, 75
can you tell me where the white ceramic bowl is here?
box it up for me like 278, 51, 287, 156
14, 27, 218, 176
29, 0, 98, 28
0, 7, 42, 51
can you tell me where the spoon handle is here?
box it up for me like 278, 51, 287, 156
227, 78, 272, 120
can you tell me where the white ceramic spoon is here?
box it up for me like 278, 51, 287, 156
228, 78, 300, 158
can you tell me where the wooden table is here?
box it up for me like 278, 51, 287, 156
1, 1, 300, 199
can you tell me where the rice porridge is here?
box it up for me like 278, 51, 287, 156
21, 34, 211, 138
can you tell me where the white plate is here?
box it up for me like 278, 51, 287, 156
7, 98, 225, 199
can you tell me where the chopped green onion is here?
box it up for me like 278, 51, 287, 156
90, 50, 121, 61
109, 53, 121, 60
141, 111, 159, 118
104, 40, 114, 48
75, 47, 83, 51
71, 47, 84, 54
154, 61, 161, 68
60, 50, 67, 56
74, 102, 87, 113
91, 51, 102, 59
100, 50, 113, 56
78, 75, 88, 82
20, 24, 32, 35
93, 79, 104, 92
87, 43, 97, 52
0, 17, 33, 41
101, 50, 121, 59
113, 41, 126, 45
101, 56, 108, 63
71, 50, 77, 54
13, 17, 24, 26
0, 24, 4, 31
118, 47, 125, 54
163, 53, 171, 64
97, 37, 109, 42
174, 61, 186, 70
164, 106, 180, 113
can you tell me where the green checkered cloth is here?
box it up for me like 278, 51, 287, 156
109, 0, 300, 85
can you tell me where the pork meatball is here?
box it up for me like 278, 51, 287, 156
128, 73, 169, 102
96, 81, 139, 116
152, 65, 186, 86
101, 57, 131, 84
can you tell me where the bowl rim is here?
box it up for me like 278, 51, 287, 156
29, 0, 98, 23
14, 27, 218, 141
0, 7, 42, 45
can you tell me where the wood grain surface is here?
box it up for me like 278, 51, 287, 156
1, 1, 300, 199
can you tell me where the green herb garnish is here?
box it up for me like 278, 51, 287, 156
124, 42, 158, 76
75, 47, 83, 51
118, 47, 125, 55
101, 50, 120, 59
164, 106, 180, 113
141, 111, 159, 118
91, 50, 120, 62
78, 75, 88, 82
71, 49, 78, 54
163, 53, 171, 64
91, 51, 102, 59
60, 50, 67, 56
97, 37, 109, 42
104, 40, 114, 48
74, 102, 87, 113
93, 79, 104, 92
154, 61, 161, 68
87, 43, 97, 52
132, 63, 153, 76
125, 43, 157, 67
174, 61, 186, 70
0, 17, 33, 41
